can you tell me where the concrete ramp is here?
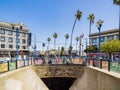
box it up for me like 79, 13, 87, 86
0, 67, 49, 90
70, 66, 120, 90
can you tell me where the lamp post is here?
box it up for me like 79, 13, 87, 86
96, 19, 104, 69
15, 23, 23, 61
16, 27, 19, 60
10, 23, 20, 61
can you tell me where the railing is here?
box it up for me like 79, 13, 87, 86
85, 57, 120, 73
0, 59, 32, 73
34, 57, 84, 65
0, 56, 120, 74
0, 57, 84, 73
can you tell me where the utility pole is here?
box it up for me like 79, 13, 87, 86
32, 34, 37, 60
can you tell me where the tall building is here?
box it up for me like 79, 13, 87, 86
0, 21, 31, 59
90, 29, 119, 47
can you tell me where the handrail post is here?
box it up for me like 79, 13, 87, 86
7, 61, 10, 71
108, 59, 110, 71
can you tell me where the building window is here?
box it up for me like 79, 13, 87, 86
0, 29, 5, 34
9, 45, 13, 49
91, 38, 97, 43
8, 37, 13, 42
8, 30, 13, 35
22, 39, 26, 44
1, 44, 5, 48
18, 45, 20, 49
22, 46, 26, 49
100, 37, 105, 42
22, 33, 26, 37
1, 36, 5, 42
107, 35, 114, 40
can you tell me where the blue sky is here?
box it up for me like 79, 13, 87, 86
0, 0, 119, 51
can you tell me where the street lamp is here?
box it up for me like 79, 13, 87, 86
96, 19, 104, 69
15, 23, 23, 60
16, 26, 19, 60
10, 22, 24, 61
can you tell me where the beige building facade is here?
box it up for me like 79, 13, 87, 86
90, 29, 119, 46
0, 21, 31, 60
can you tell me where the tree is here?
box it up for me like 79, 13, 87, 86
101, 40, 120, 58
65, 34, 69, 50
47, 37, 51, 50
75, 36, 79, 54
113, 0, 120, 40
84, 45, 98, 53
70, 10, 82, 48
53, 32, 58, 49
50, 49, 58, 56
87, 14, 95, 56
42, 43, 45, 51
87, 14, 95, 36
68, 45, 73, 56
60, 47, 65, 56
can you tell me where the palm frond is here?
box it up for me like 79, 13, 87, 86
114, 0, 120, 5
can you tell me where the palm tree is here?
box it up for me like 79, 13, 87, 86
65, 34, 69, 51
68, 45, 73, 56
87, 13, 95, 45
70, 10, 82, 48
42, 43, 45, 51
60, 47, 65, 56
113, 0, 120, 40
75, 36, 79, 54
53, 32, 58, 49
47, 37, 51, 51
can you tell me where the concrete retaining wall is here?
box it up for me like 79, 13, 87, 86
70, 66, 120, 90
0, 67, 49, 90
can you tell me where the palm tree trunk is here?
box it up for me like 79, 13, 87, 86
76, 41, 78, 55
65, 39, 67, 51
119, 5, 120, 40
48, 42, 49, 55
48, 42, 49, 50
54, 39, 56, 49
89, 21, 92, 47
88, 21, 92, 64
70, 17, 77, 47
118, 5, 120, 59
